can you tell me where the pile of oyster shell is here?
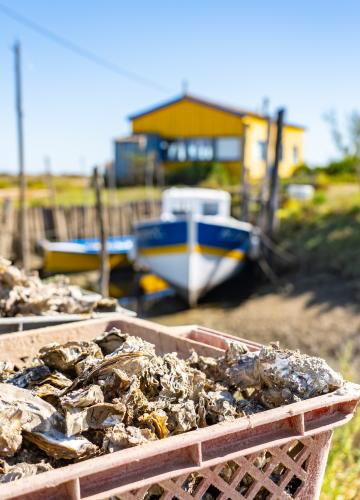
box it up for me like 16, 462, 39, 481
0, 327, 343, 484
0, 258, 117, 317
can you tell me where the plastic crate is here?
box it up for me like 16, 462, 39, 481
0, 315, 358, 500
0, 308, 135, 334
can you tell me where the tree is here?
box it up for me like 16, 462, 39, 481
324, 110, 360, 157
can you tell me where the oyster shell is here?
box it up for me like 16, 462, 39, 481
24, 431, 97, 460
0, 361, 14, 377
60, 385, 104, 409
117, 379, 150, 426
94, 327, 131, 355
222, 342, 343, 408
64, 402, 126, 436
103, 424, 156, 453
0, 258, 116, 317
0, 460, 53, 483
203, 390, 237, 424
39, 341, 103, 372
0, 409, 23, 457
0, 383, 97, 460
166, 401, 197, 434
66, 351, 151, 394
0, 383, 60, 433
138, 410, 169, 439
7, 365, 51, 389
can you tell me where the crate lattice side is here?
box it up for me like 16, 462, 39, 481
118, 431, 332, 500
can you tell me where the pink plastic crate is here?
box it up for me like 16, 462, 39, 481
0, 315, 358, 500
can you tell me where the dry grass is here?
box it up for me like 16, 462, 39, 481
0, 175, 160, 206
278, 186, 360, 498
321, 346, 360, 499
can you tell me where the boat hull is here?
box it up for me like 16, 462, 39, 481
135, 216, 251, 305
41, 236, 133, 273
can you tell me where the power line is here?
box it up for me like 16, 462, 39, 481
0, 2, 172, 93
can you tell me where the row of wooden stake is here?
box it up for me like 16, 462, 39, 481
0, 197, 161, 261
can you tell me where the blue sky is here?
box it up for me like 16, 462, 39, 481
0, 0, 359, 174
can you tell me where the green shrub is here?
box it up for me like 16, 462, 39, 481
166, 163, 212, 185
291, 158, 359, 185
0, 177, 14, 189
166, 162, 232, 187
27, 178, 46, 189
326, 156, 359, 176
312, 190, 327, 205
202, 163, 232, 187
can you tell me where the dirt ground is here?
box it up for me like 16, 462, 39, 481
153, 273, 360, 379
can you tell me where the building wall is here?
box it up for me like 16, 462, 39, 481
243, 117, 305, 179
278, 126, 305, 177
131, 98, 304, 180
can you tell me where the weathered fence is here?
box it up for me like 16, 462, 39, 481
0, 199, 161, 261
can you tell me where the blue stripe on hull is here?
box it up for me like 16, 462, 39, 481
197, 222, 250, 252
136, 220, 187, 249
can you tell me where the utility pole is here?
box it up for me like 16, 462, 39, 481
93, 166, 109, 297
266, 108, 285, 237
14, 41, 29, 271
240, 124, 249, 221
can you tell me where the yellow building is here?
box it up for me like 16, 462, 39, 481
115, 94, 305, 183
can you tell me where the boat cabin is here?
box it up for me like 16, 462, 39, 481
161, 188, 231, 219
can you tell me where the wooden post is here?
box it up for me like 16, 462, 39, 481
0, 198, 13, 258
145, 152, 155, 194
79, 157, 91, 206
44, 156, 56, 206
240, 124, 249, 221
14, 41, 29, 270
155, 152, 165, 188
266, 108, 285, 237
93, 166, 109, 297
258, 115, 272, 229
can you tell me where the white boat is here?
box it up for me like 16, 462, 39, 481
134, 187, 259, 306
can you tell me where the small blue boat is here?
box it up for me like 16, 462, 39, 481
41, 236, 134, 273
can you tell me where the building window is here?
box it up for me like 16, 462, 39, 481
163, 137, 242, 162
256, 141, 267, 161
167, 141, 187, 162
292, 145, 299, 164
191, 139, 213, 161
215, 137, 241, 161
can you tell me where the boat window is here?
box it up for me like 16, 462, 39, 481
202, 202, 219, 216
